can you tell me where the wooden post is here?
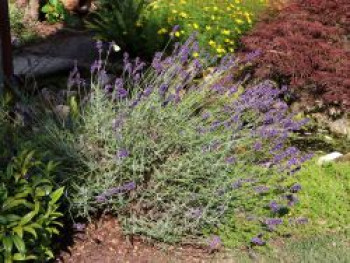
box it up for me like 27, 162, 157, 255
0, 0, 14, 94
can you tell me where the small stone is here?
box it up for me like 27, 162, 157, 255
329, 118, 350, 138
317, 152, 343, 165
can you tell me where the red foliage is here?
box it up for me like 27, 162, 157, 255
241, 0, 350, 109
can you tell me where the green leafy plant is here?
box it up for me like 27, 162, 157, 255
0, 150, 64, 262
87, 0, 169, 58
41, 0, 68, 23
148, 0, 268, 56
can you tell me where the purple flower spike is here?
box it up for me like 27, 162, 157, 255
290, 183, 302, 193
95, 194, 107, 203
96, 40, 103, 51
232, 179, 242, 189
254, 185, 269, 194
208, 235, 221, 250
122, 181, 136, 191
116, 87, 128, 99
251, 237, 266, 246
202, 112, 211, 120
159, 84, 169, 96
171, 25, 180, 33
269, 201, 280, 213
73, 223, 86, 232
117, 149, 129, 159
225, 156, 235, 164
296, 217, 309, 225
285, 194, 299, 206
265, 218, 283, 226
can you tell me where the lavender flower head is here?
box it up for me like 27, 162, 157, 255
117, 149, 129, 159
208, 235, 221, 250
269, 201, 280, 213
290, 183, 302, 193
73, 223, 86, 232
251, 236, 266, 246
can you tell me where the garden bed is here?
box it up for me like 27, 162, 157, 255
1, 0, 350, 262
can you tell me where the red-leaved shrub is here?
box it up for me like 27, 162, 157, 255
241, 0, 350, 109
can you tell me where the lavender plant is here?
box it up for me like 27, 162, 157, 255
35, 33, 312, 244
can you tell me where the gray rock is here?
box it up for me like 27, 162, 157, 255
317, 152, 343, 165
14, 55, 76, 77
329, 118, 350, 138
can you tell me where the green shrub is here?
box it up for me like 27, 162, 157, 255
0, 150, 64, 262
88, 0, 267, 57
148, 0, 268, 56
87, 0, 169, 58
41, 0, 69, 23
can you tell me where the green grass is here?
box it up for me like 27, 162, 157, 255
219, 160, 350, 249
291, 161, 350, 235
226, 233, 350, 263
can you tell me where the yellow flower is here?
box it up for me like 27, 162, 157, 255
157, 28, 168, 34
175, 31, 180, 37
235, 0, 241, 3
213, 6, 218, 11
229, 48, 234, 52
206, 25, 212, 31
192, 23, 199, 29
211, 15, 216, 20
180, 12, 188, 18
235, 18, 244, 25
222, 29, 230, 35
172, 9, 178, 14
209, 40, 216, 47
216, 47, 226, 54
193, 52, 199, 58
224, 38, 230, 43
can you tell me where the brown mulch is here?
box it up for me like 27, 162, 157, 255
55, 216, 233, 263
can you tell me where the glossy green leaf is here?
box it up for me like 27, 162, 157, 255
3, 236, 13, 253
49, 187, 64, 205
23, 226, 37, 239
13, 226, 23, 239
12, 235, 26, 254
19, 211, 37, 226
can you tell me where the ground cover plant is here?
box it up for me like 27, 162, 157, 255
26, 34, 315, 247
87, 0, 170, 58
219, 159, 350, 247
241, 0, 350, 110
147, 0, 268, 56
87, 0, 268, 58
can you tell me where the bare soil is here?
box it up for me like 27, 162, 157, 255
55, 216, 231, 263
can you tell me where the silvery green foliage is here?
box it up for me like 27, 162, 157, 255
50, 34, 312, 243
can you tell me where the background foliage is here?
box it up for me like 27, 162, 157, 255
241, 0, 350, 110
